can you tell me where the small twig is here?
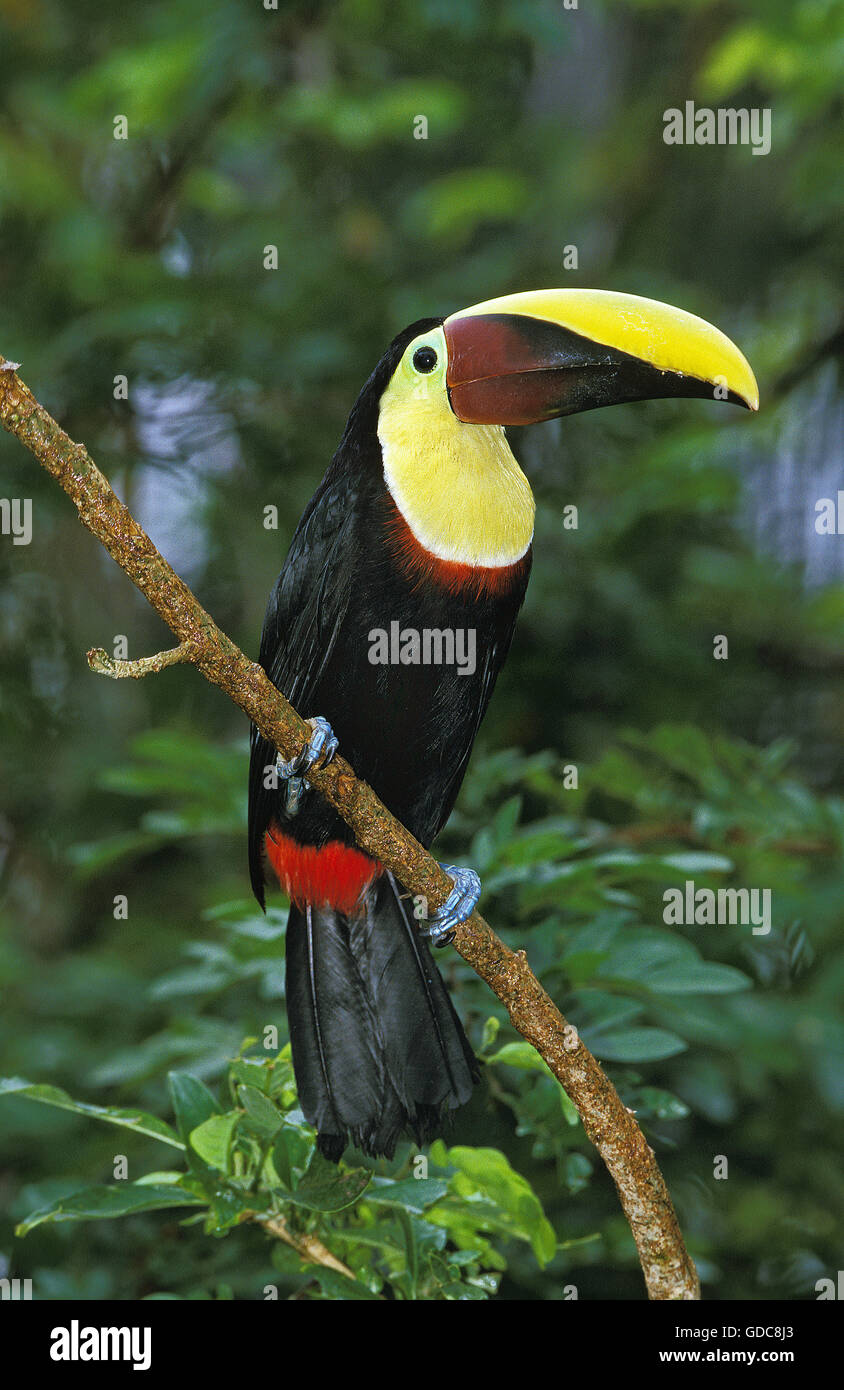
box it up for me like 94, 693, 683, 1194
0, 354, 700, 1300
255, 1213, 358, 1281
87, 642, 193, 679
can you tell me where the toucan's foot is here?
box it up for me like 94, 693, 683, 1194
424, 864, 481, 948
277, 716, 339, 778
276, 716, 338, 816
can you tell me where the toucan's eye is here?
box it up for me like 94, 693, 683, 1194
412, 346, 438, 374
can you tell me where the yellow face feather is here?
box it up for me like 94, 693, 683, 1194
377, 327, 535, 569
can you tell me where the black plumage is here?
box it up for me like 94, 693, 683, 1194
248, 319, 531, 1158
286, 874, 478, 1161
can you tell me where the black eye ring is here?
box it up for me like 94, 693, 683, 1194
412, 346, 438, 374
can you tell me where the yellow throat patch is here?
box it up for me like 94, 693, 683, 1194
377, 326, 535, 569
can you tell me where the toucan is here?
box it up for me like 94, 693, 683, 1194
248, 288, 758, 1161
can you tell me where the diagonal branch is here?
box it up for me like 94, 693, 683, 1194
0, 356, 699, 1300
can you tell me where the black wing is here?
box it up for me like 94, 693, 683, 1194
415, 605, 524, 846
248, 469, 358, 906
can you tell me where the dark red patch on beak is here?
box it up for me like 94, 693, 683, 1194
444, 312, 593, 424
444, 312, 734, 425
447, 370, 573, 426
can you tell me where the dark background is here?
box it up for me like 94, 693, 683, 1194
0, 0, 842, 1299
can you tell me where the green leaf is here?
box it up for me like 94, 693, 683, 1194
661, 852, 734, 874
16, 1183, 203, 1235
0, 1078, 184, 1150
486, 1041, 547, 1072
228, 1058, 272, 1094
287, 1151, 371, 1212
485, 1043, 578, 1125
271, 1124, 315, 1189
562, 1153, 592, 1194
237, 1084, 282, 1141
646, 962, 751, 994
308, 1267, 380, 1300
636, 1088, 691, 1121
434, 1144, 557, 1267
367, 1177, 449, 1213
405, 167, 529, 243
206, 1186, 253, 1235
591, 1028, 687, 1062
560, 948, 609, 986
189, 1114, 238, 1172
168, 1072, 221, 1145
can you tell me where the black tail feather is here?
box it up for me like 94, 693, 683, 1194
285, 872, 477, 1160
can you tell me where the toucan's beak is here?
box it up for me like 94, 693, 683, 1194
443, 288, 759, 425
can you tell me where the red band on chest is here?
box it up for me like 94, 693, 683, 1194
265, 827, 381, 914
383, 500, 531, 600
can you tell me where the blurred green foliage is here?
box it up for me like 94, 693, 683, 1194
0, 0, 842, 1299
1, 1057, 560, 1300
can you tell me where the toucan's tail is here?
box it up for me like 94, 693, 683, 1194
285, 872, 478, 1160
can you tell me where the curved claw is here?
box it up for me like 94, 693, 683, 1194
276, 715, 339, 780
423, 863, 482, 949
282, 776, 305, 818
